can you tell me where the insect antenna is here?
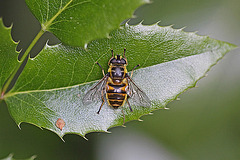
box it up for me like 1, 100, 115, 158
123, 48, 126, 58
111, 49, 114, 57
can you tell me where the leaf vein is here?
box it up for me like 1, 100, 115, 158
84, 48, 111, 82
66, 0, 92, 10
68, 55, 79, 86
37, 60, 60, 90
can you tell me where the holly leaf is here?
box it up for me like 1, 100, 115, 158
25, 0, 148, 46
1, 20, 236, 138
0, 19, 19, 96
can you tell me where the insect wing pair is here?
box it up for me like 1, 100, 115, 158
83, 74, 151, 108
126, 76, 151, 107
82, 49, 151, 115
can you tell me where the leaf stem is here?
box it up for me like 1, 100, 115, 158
1, 0, 74, 97
1, 29, 44, 96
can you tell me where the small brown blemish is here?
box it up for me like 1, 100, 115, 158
56, 118, 65, 131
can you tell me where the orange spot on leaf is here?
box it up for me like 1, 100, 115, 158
56, 118, 65, 131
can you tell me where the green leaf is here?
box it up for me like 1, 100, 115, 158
25, 0, 148, 47
0, 19, 19, 96
3, 21, 236, 137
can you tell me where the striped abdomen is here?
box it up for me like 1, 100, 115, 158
106, 79, 127, 108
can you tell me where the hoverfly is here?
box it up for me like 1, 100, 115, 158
83, 48, 151, 124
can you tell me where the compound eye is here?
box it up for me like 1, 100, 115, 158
120, 59, 126, 64
110, 58, 117, 63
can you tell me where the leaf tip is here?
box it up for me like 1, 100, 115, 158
168, 24, 175, 28
83, 135, 88, 141
106, 130, 112, 134
179, 26, 187, 31
156, 20, 161, 25
138, 118, 143, 122
139, 19, 144, 25
227, 43, 238, 50
122, 124, 126, 128
59, 136, 65, 142
17, 123, 22, 130
84, 43, 88, 50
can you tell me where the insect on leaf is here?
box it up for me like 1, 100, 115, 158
2, 20, 236, 138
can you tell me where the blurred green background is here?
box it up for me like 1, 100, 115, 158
0, 0, 239, 159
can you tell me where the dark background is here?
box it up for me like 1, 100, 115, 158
0, 0, 240, 159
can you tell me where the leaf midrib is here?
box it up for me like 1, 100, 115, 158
43, 0, 73, 30
5, 46, 228, 98
5, 80, 96, 98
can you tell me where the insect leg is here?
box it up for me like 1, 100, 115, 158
126, 99, 133, 112
96, 62, 105, 76
130, 64, 140, 78
121, 108, 125, 125
97, 89, 105, 114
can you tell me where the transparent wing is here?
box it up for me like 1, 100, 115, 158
82, 75, 108, 105
126, 76, 151, 107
